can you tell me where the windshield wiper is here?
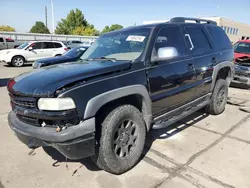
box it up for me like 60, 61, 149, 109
83, 57, 117, 62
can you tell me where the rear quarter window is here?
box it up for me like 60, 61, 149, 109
206, 25, 232, 50
54, 43, 62, 48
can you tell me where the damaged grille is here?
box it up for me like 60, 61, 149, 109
17, 114, 39, 126
235, 72, 250, 78
9, 93, 80, 127
10, 94, 39, 126
10, 94, 37, 109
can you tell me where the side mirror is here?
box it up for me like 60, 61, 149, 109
157, 47, 179, 60
28, 47, 33, 51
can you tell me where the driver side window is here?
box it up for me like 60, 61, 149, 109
152, 26, 187, 60
30, 42, 43, 50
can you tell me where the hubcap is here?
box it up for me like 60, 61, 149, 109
217, 87, 226, 106
113, 120, 137, 158
14, 58, 23, 66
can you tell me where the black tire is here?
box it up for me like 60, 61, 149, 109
55, 54, 61, 56
11, 56, 25, 67
92, 104, 146, 174
206, 79, 228, 115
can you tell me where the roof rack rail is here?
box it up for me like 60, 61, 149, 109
170, 17, 217, 25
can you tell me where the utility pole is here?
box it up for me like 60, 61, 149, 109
45, 6, 48, 28
51, 0, 55, 34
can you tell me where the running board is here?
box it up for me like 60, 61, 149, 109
152, 94, 211, 129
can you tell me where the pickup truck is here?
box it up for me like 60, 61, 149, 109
7, 17, 234, 175
0, 37, 22, 50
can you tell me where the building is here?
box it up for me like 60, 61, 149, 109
143, 17, 250, 43
201, 17, 250, 43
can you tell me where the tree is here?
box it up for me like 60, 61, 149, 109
101, 24, 123, 34
55, 9, 88, 35
0, 25, 15, 32
72, 25, 99, 36
30, 21, 50, 34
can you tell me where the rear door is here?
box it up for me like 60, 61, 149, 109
42, 42, 56, 58
54, 42, 64, 55
183, 25, 214, 98
147, 25, 197, 116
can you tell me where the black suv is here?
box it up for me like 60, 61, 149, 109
8, 17, 234, 174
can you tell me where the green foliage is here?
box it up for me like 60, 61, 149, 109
72, 25, 100, 36
30, 21, 50, 34
55, 9, 89, 35
101, 24, 123, 34
0, 25, 15, 32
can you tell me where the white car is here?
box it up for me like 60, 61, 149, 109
0, 41, 68, 67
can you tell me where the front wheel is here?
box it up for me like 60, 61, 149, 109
11, 56, 25, 67
92, 105, 146, 174
206, 78, 228, 115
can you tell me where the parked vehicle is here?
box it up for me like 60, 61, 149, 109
0, 37, 22, 50
66, 40, 85, 48
7, 17, 234, 174
33, 46, 88, 69
231, 40, 250, 87
0, 41, 68, 67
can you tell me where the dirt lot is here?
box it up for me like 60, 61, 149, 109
0, 64, 250, 188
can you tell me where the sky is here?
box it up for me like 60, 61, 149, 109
0, 0, 249, 33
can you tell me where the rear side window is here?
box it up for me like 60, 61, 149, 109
0, 38, 4, 42
152, 26, 187, 59
206, 25, 232, 50
43, 42, 55, 49
185, 26, 212, 55
54, 43, 62, 48
72, 41, 82, 44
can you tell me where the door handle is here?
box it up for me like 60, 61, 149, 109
212, 57, 217, 65
187, 63, 194, 70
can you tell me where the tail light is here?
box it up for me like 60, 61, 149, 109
7, 79, 16, 92
64, 48, 69, 51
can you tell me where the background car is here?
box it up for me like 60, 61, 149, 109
33, 46, 88, 69
0, 37, 23, 50
234, 40, 250, 59
231, 40, 250, 87
0, 41, 68, 67
66, 40, 85, 49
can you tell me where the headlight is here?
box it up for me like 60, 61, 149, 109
32, 61, 37, 68
38, 98, 76, 111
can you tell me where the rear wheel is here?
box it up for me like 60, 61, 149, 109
11, 56, 25, 67
206, 78, 228, 115
92, 105, 146, 174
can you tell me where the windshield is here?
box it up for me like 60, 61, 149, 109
64, 47, 87, 57
81, 27, 152, 61
17, 42, 29, 49
234, 42, 250, 54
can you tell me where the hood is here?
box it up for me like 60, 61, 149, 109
9, 60, 131, 97
0, 49, 23, 56
235, 56, 250, 67
234, 52, 250, 59
36, 56, 72, 64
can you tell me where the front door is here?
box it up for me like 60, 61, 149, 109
147, 25, 197, 117
24, 42, 44, 61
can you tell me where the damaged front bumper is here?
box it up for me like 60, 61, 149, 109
8, 111, 96, 160
231, 64, 250, 86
